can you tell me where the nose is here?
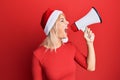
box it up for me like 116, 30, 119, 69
66, 20, 69, 25
65, 21, 69, 29
65, 20, 69, 25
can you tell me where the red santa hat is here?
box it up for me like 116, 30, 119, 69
41, 8, 63, 35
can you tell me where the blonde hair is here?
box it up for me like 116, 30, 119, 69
40, 14, 66, 51
40, 23, 61, 51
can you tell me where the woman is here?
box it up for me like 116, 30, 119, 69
32, 8, 96, 80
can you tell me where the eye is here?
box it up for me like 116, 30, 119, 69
60, 18, 64, 22
61, 20, 64, 22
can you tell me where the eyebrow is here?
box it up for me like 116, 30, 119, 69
60, 18, 64, 20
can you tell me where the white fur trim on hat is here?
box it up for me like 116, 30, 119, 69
44, 10, 63, 35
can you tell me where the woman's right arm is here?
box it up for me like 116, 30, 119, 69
32, 54, 43, 80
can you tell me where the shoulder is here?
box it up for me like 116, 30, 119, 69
65, 42, 75, 47
33, 46, 46, 61
64, 42, 76, 51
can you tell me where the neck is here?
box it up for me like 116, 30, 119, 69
44, 37, 63, 49
55, 38, 63, 48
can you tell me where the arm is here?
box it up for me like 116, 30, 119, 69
84, 27, 96, 71
70, 24, 96, 71
32, 54, 43, 80
74, 49, 88, 70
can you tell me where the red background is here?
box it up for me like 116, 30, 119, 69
0, 0, 120, 80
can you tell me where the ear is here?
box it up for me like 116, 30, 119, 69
49, 25, 57, 34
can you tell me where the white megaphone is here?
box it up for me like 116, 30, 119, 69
72, 7, 102, 32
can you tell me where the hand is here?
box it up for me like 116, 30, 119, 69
84, 27, 95, 44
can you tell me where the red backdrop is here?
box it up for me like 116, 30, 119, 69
0, 0, 120, 80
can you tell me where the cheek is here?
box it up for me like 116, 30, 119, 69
56, 23, 66, 37
58, 28, 67, 38
57, 27, 64, 34
56, 24, 64, 33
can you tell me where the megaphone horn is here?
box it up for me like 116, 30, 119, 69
73, 7, 102, 32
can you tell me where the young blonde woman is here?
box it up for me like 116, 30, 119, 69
32, 9, 96, 80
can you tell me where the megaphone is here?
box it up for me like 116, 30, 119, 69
72, 7, 102, 32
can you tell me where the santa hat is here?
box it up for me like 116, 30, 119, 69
41, 8, 63, 35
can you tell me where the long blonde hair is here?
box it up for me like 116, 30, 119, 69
40, 23, 61, 51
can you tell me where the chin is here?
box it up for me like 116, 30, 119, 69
60, 32, 68, 39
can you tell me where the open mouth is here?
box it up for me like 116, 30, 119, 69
65, 29, 67, 33
64, 27, 68, 33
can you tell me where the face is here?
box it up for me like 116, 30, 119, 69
53, 14, 69, 39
